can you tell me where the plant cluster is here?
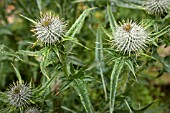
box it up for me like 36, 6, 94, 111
0, 0, 170, 113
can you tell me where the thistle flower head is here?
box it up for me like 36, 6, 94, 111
6, 81, 31, 107
32, 12, 67, 46
144, 0, 170, 16
25, 107, 40, 113
113, 20, 149, 55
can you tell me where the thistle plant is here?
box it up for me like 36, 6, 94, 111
6, 81, 31, 107
144, 0, 170, 16
31, 12, 67, 46
25, 107, 40, 113
113, 20, 149, 55
1, 0, 170, 113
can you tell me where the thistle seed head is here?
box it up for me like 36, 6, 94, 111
25, 107, 40, 113
32, 12, 67, 46
144, 0, 170, 16
6, 82, 32, 107
113, 21, 149, 55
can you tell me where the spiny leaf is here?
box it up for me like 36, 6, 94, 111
35, 71, 57, 95
150, 25, 170, 38
141, 19, 155, 30
100, 25, 113, 39
68, 56, 84, 66
110, 57, 124, 113
11, 63, 22, 84
66, 7, 96, 37
17, 50, 41, 56
125, 59, 137, 82
72, 79, 93, 113
107, 5, 117, 32
60, 81, 74, 92
40, 62, 49, 80
95, 28, 107, 101
141, 53, 157, 60
20, 14, 37, 25
0, 51, 23, 61
63, 37, 90, 50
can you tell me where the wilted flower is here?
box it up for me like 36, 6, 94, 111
144, 0, 170, 16
25, 107, 40, 113
7, 81, 31, 107
113, 20, 149, 55
31, 12, 67, 46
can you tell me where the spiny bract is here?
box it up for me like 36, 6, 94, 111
113, 21, 149, 55
25, 107, 40, 113
6, 82, 31, 107
32, 12, 66, 46
144, 0, 170, 16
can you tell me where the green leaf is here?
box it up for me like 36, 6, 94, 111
68, 56, 84, 66
36, 0, 42, 12
107, 5, 117, 32
100, 25, 112, 39
35, 71, 57, 95
17, 50, 41, 56
63, 37, 90, 50
110, 57, 124, 113
0, 28, 12, 35
0, 92, 8, 103
11, 63, 22, 84
72, 79, 93, 113
125, 59, 137, 82
40, 62, 49, 80
124, 99, 133, 113
141, 19, 155, 30
150, 25, 170, 38
115, 0, 145, 10
95, 28, 103, 63
72, 0, 94, 3
0, 51, 23, 61
66, 8, 95, 37
20, 14, 37, 25
95, 28, 107, 101
61, 106, 77, 113
141, 53, 157, 60
132, 100, 157, 112
60, 81, 73, 92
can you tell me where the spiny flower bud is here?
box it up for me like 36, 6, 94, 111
144, 0, 170, 16
6, 82, 31, 107
113, 21, 149, 55
31, 12, 67, 46
25, 107, 40, 113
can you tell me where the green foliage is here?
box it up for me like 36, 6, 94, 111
0, 0, 170, 113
